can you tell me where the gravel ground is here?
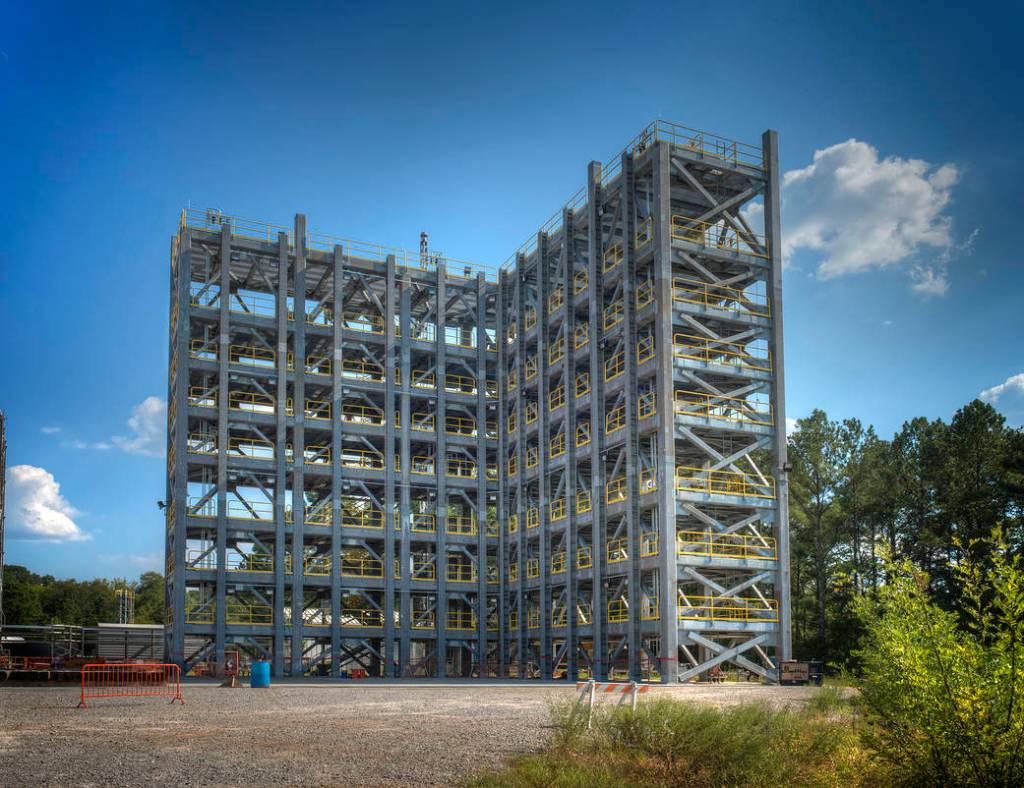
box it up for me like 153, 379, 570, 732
0, 681, 827, 786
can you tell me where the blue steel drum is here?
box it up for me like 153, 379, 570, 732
250, 660, 271, 688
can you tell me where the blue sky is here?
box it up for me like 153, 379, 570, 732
2, 0, 1022, 579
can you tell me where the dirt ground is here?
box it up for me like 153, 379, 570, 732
0, 680, 828, 786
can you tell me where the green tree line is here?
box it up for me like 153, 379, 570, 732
789, 398, 1024, 667
1, 565, 164, 627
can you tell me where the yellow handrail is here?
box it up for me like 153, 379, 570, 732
673, 333, 772, 372
677, 594, 778, 623
675, 466, 776, 499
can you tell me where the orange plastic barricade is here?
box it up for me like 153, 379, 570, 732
78, 663, 184, 708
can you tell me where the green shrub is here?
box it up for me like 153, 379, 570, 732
855, 531, 1024, 786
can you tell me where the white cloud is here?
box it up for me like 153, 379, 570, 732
980, 373, 1024, 404
5, 465, 89, 542
111, 396, 166, 457
777, 139, 966, 294
41, 425, 61, 435
97, 552, 162, 572
785, 417, 799, 436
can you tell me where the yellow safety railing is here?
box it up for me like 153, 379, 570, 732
527, 609, 541, 629
653, 120, 764, 168
526, 557, 540, 579
508, 610, 520, 628
673, 333, 771, 372
576, 372, 591, 397
551, 551, 567, 574
300, 554, 330, 576
340, 449, 384, 470
671, 216, 769, 259
410, 557, 436, 580
636, 279, 654, 309
549, 433, 566, 459
549, 385, 566, 412
340, 554, 384, 578
549, 336, 565, 365
340, 608, 384, 628
605, 351, 624, 382
225, 602, 273, 625
576, 422, 592, 448
411, 610, 435, 629
508, 514, 519, 534
526, 507, 539, 529
341, 358, 385, 383
549, 497, 567, 521
447, 562, 477, 583
229, 343, 275, 368
305, 507, 332, 526
574, 322, 589, 349
507, 455, 518, 476
577, 545, 593, 569
678, 595, 778, 623
446, 515, 477, 536
636, 335, 655, 365
228, 436, 275, 461
638, 391, 657, 420
641, 531, 659, 557
225, 498, 273, 521
445, 373, 479, 396
607, 538, 629, 563
341, 404, 386, 426
410, 513, 436, 533
189, 339, 217, 362
608, 599, 628, 623
447, 457, 477, 479
603, 300, 624, 330
342, 312, 384, 334
524, 307, 537, 331
672, 277, 770, 318
524, 355, 538, 381
552, 606, 568, 627
297, 444, 330, 465
187, 434, 217, 455
525, 401, 539, 424
674, 390, 772, 426
603, 241, 623, 272
228, 390, 274, 414
548, 285, 564, 312
444, 415, 477, 437
635, 217, 653, 247
677, 530, 778, 561
447, 610, 476, 630
340, 507, 385, 529
577, 489, 592, 514
606, 405, 625, 433
410, 456, 435, 475
602, 472, 626, 503
574, 269, 589, 294
675, 466, 776, 499
411, 369, 437, 389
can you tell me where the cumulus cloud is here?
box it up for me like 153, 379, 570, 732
980, 373, 1024, 404
111, 396, 166, 457
5, 465, 89, 542
40, 425, 61, 435
776, 139, 969, 294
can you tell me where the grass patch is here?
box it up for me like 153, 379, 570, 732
469, 692, 881, 788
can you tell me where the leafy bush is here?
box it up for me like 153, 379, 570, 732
855, 531, 1024, 785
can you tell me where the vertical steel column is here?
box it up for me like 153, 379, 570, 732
289, 213, 307, 675
274, 231, 290, 676
495, 271, 508, 675
585, 161, 607, 680
475, 274, 488, 670
215, 221, 231, 667
169, 225, 190, 666
383, 255, 397, 676
763, 130, 792, 662
651, 142, 679, 683
619, 153, 642, 680
513, 254, 527, 675
561, 207, 578, 680
398, 270, 413, 674
330, 244, 344, 676
535, 232, 551, 680
435, 264, 448, 677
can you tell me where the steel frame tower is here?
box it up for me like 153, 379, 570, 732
165, 120, 790, 681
